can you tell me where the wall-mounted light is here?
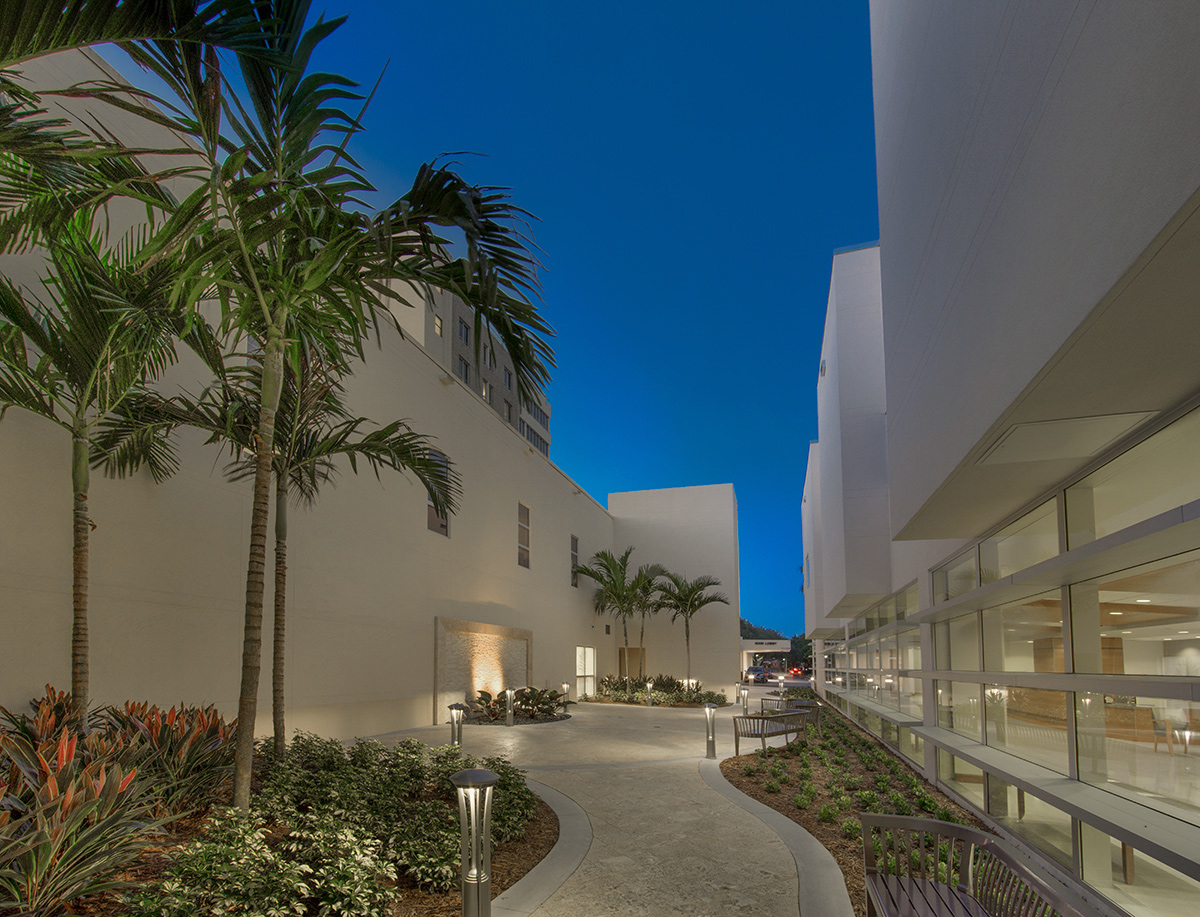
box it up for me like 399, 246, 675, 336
451, 768, 499, 917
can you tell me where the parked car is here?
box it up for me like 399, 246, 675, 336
745, 665, 771, 684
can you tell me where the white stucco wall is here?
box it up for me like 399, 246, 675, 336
607, 484, 742, 690
871, 1, 1200, 538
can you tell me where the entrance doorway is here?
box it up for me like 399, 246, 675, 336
576, 645, 595, 696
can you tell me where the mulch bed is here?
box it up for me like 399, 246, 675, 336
719, 733, 984, 917
71, 790, 559, 916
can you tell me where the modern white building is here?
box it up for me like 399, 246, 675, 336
803, 4, 1200, 917
0, 49, 741, 738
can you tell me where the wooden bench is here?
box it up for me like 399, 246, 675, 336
862, 814, 1093, 917
732, 709, 820, 754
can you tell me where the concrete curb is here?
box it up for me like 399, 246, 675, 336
491, 779, 593, 917
699, 758, 855, 917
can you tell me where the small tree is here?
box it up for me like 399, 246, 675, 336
0, 217, 217, 720
659, 572, 729, 684
576, 548, 641, 681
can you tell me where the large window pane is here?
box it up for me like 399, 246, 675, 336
899, 726, 923, 765
980, 500, 1060, 585
899, 676, 922, 717
935, 613, 980, 671
1066, 406, 1200, 549
937, 750, 985, 808
984, 685, 1068, 773
1071, 553, 1200, 676
982, 591, 1064, 672
934, 549, 978, 602
936, 680, 981, 741
986, 775, 1073, 870
1080, 823, 1200, 917
1076, 691, 1200, 826
897, 626, 922, 670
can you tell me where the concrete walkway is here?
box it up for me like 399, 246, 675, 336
374, 688, 854, 917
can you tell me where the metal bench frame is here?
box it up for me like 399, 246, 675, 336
732, 709, 820, 755
862, 814, 1093, 917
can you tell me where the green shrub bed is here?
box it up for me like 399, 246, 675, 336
0, 688, 540, 917
719, 702, 985, 917
588, 674, 728, 706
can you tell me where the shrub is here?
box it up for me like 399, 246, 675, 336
0, 719, 161, 917
835, 794, 854, 812
874, 773, 892, 793
791, 792, 810, 809
841, 817, 862, 839
816, 803, 838, 823
763, 779, 781, 794
123, 807, 313, 917
742, 763, 759, 777
887, 790, 914, 816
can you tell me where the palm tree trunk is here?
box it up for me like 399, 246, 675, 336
622, 616, 630, 684
638, 614, 646, 679
272, 475, 288, 757
232, 340, 284, 809
70, 431, 90, 723
685, 619, 691, 684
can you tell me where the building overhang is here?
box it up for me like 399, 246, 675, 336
894, 183, 1200, 541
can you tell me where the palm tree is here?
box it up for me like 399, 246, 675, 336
0, 215, 216, 721
658, 573, 729, 684
98, 346, 461, 755
123, 0, 553, 808
575, 548, 656, 681
0, 0, 272, 251
631, 563, 667, 679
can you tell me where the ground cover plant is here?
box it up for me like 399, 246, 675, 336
0, 689, 556, 917
719, 701, 985, 917
588, 674, 728, 706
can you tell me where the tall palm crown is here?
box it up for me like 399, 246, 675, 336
0, 215, 218, 718
115, 0, 555, 808
658, 572, 729, 683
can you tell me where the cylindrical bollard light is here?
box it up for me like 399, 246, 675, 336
647, 680, 654, 706
449, 703, 468, 746
451, 768, 500, 917
561, 681, 570, 701
740, 684, 749, 715
704, 702, 718, 759
505, 688, 515, 727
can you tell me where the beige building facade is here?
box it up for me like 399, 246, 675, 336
0, 49, 741, 737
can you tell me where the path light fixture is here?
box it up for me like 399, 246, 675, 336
647, 681, 654, 706
505, 688, 515, 727
740, 685, 749, 715
561, 681, 570, 701
704, 702, 718, 759
451, 768, 500, 917
449, 703, 468, 746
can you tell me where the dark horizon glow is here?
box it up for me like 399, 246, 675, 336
106, 1, 879, 637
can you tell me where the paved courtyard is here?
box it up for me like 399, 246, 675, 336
375, 688, 853, 917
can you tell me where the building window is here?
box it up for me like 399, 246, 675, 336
517, 503, 530, 568
482, 380, 491, 403
434, 315, 443, 336
426, 451, 449, 537
458, 319, 470, 344
519, 419, 550, 456
505, 400, 513, 423
504, 368, 512, 390
570, 535, 579, 587
522, 398, 550, 430
456, 356, 470, 384
605, 624, 611, 636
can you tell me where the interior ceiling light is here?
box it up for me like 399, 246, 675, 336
1136, 598, 1152, 604
1122, 631, 1132, 634
1110, 611, 1123, 615
977, 412, 1156, 465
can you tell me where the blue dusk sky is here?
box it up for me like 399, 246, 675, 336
111, 2, 880, 637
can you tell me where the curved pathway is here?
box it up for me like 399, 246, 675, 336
375, 691, 853, 917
